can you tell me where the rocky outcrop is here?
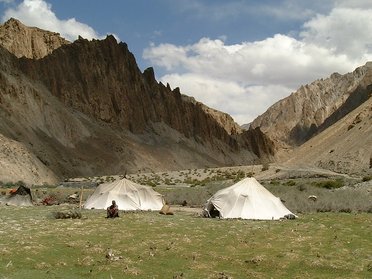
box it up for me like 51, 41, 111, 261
250, 62, 372, 148
0, 18, 70, 59
0, 20, 275, 183
18, 35, 257, 151
181, 95, 243, 135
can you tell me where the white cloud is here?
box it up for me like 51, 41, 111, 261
144, 35, 355, 124
161, 73, 292, 124
300, 7, 372, 59
144, 3, 372, 125
2, 0, 101, 41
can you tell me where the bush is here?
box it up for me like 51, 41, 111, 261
270, 180, 280, 185
261, 162, 269, 171
315, 179, 344, 189
145, 180, 158, 187
285, 180, 296, 186
362, 176, 371, 182
339, 208, 352, 213
296, 184, 306, 191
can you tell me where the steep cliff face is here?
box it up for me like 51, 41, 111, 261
250, 62, 372, 148
181, 95, 243, 135
0, 20, 274, 183
18, 35, 257, 151
0, 18, 70, 59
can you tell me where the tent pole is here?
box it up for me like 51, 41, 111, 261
79, 186, 84, 209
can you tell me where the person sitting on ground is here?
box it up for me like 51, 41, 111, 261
106, 200, 119, 218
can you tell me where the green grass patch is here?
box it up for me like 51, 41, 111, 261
314, 179, 344, 189
0, 206, 371, 278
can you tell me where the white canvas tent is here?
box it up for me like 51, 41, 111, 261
84, 178, 164, 211
203, 177, 296, 220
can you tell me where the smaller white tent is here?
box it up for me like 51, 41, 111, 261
84, 178, 164, 211
203, 177, 295, 220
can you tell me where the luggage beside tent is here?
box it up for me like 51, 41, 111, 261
203, 177, 296, 220
84, 178, 164, 211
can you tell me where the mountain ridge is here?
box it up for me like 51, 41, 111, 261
0, 19, 273, 184
0, 18, 70, 59
1, 18, 370, 184
250, 62, 372, 148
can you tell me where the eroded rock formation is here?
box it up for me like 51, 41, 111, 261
0, 18, 70, 59
0, 20, 274, 183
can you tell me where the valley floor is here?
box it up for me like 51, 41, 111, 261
0, 205, 371, 279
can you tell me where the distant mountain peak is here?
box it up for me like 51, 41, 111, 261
0, 17, 70, 59
251, 62, 372, 148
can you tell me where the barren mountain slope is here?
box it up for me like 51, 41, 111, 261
0, 18, 70, 59
250, 62, 372, 148
0, 133, 58, 185
284, 97, 372, 175
0, 20, 275, 184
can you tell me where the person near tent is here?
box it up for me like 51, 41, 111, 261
106, 200, 119, 218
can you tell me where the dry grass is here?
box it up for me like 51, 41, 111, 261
0, 205, 371, 279
1, 167, 371, 278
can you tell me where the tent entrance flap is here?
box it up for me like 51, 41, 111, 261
203, 202, 220, 218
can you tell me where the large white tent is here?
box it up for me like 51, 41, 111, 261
203, 177, 296, 220
84, 178, 164, 211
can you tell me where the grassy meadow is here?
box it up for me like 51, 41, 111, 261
0, 205, 371, 279
1, 167, 371, 278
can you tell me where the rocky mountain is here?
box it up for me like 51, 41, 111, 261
284, 97, 372, 175
250, 62, 372, 149
250, 62, 372, 174
0, 19, 273, 184
0, 18, 70, 59
181, 95, 243, 135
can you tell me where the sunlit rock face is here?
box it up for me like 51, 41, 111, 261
251, 62, 372, 148
0, 19, 274, 183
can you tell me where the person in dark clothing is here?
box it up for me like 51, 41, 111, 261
106, 200, 119, 218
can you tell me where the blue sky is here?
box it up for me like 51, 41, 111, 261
1, 0, 372, 124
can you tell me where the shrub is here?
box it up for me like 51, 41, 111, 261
145, 181, 158, 187
261, 162, 269, 171
4, 182, 15, 188
316, 205, 333, 212
270, 180, 280, 185
297, 184, 307, 191
315, 179, 344, 189
362, 176, 371, 182
285, 180, 296, 186
164, 178, 175, 185
339, 208, 352, 213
